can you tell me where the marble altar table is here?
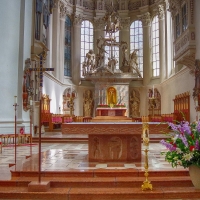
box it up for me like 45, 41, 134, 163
62, 122, 142, 162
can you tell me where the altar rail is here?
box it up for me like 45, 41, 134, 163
141, 113, 177, 123
0, 133, 32, 147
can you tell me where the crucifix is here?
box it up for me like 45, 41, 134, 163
29, 52, 54, 183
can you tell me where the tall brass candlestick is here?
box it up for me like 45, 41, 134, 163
13, 96, 18, 169
141, 122, 152, 191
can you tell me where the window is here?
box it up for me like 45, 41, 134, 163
182, 4, 187, 32
152, 16, 160, 77
81, 20, 94, 77
130, 20, 143, 76
64, 16, 71, 77
104, 31, 119, 69
175, 14, 180, 38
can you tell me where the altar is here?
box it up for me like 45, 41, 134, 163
96, 107, 126, 116
62, 122, 142, 162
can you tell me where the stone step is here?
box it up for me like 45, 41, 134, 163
11, 169, 189, 178
0, 185, 199, 200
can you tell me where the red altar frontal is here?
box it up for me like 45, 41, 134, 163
96, 107, 126, 116
62, 122, 141, 162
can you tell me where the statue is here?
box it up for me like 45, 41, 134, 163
129, 50, 142, 78
108, 57, 118, 72
107, 87, 117, 105
85, 50, 95, 72
83, 90, 94, 117
130, 90, 140, 117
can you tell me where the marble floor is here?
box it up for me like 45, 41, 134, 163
0, 131, 187, 180
1, 132, 200, 200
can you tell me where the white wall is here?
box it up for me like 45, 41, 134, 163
161, 67, 196, 122
0, 0, 33, 133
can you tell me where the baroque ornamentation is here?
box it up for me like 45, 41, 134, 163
59, 1, 69, 18
138, 12, 151, 26
168, 0, 181, 18
120, 18, 130, 30
157, 4, 165, 20
128, 1, 141, 11
73, 14, 82, 26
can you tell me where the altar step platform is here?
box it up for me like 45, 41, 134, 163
1, 171, 198, 199
91, 115, 132, 122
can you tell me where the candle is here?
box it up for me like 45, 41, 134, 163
14, 96, 17, 104
30, 100, 33, 106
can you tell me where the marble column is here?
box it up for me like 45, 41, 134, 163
72, 15, 82, 85
158, 4, 166, 83
139, 12, 151, 86
52, 4, 60, 79
195, 0, 200, 60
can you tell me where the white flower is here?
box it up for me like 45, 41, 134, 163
176, 148, 182, 154
182, 153, 193, 161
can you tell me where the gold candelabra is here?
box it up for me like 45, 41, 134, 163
141, 123, 153, 191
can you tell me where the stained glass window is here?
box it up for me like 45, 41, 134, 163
64, 16, 71, 76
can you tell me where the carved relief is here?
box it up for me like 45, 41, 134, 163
93, 137, 101, 159
129, 89, 140, 118
109, 137, 122, 159
129, 136, 140, 159
138, 12, 151, 27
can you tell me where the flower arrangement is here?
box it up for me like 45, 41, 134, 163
160, 120, 200, 168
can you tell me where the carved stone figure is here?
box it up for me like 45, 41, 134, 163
130, 90, 140, 117
129, 50, 142, 78
83, 90, 94, 117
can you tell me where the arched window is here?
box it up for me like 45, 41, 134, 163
81, 20, 94, 77
152, 15, 159, 77
105, 31, 119, 69
130, 20, 143, 76
64, 16, 71, 76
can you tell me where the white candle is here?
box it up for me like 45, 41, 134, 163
30, 100, 33, 105
14, 96, 17, 104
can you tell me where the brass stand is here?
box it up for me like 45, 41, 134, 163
141, 123, 153, 191
69, 97, 74, 116
141, 149, 152, 190
13, 96, 19, 169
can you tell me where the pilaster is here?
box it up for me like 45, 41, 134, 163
52, 4, 60, 79
72, 14, 82, 85
138, 12, 151, 86
157, 4, 166, 82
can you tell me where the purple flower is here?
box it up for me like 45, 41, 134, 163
195, 139, 200, 150
160, 140, 176, 151
197, 121, 200, 132
178, 134, 188, 147
179, 121, 191, 135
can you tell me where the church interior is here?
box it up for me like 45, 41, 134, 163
1, 0, 200, 199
